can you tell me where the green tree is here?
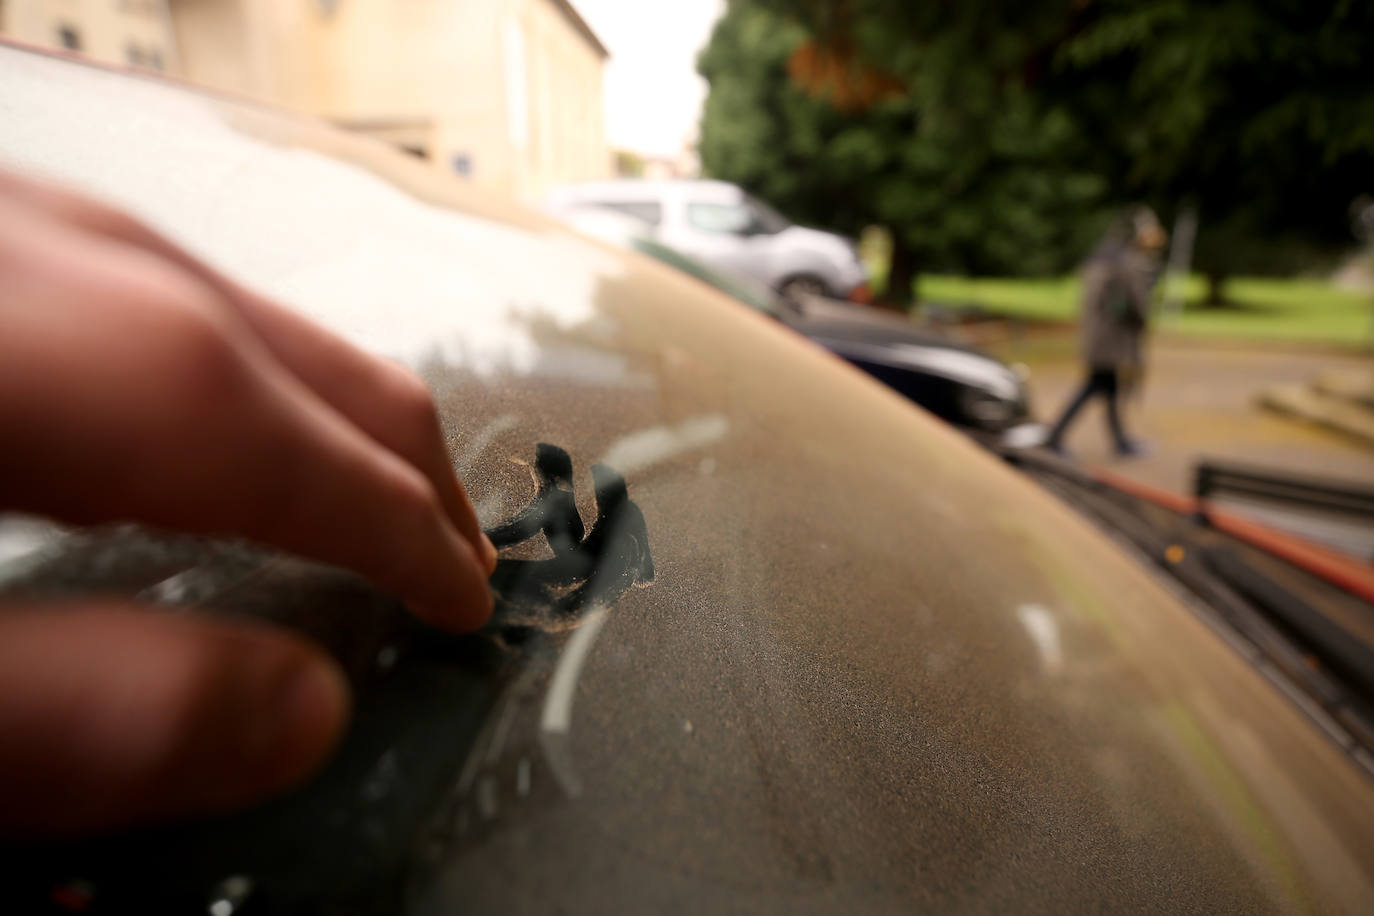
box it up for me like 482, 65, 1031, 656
1048, 0, 1374, 301
700, 0, 1374, 303
697, 0, 1109, 304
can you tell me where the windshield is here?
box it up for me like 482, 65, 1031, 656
744, 194, 790, 233
3, 44, 1373, 916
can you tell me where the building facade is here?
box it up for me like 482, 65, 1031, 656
2, 0, 611, 199
2, 0, 178, 71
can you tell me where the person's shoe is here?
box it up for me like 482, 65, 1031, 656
1114, 439, 1152, 459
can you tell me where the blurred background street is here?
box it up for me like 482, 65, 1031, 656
999, 336, 1374, 491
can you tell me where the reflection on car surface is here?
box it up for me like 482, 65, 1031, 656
2, 42, 1373, 916
557, 205, 1035, 437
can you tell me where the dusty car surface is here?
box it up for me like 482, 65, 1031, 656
2, 44, 1373, 915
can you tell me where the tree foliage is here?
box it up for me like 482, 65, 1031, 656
614, 150, 646, 177
698, 0, 1109, 295
1049, 0, 1374, 283
697, 0, 1374, 296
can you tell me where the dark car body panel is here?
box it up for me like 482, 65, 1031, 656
788, 309, 1030, 431
1, 45, 1372, 914
822, 352, 973, 426
621, 219, 1032, 432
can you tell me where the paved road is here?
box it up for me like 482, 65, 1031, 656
1006, 337, 1374, 496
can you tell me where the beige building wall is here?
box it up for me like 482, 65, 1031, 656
170, 0, 607, 199
3, 0, 178, 71
169, 0, 608, 198
520, 0, 607, 196
3, 0, 610, 199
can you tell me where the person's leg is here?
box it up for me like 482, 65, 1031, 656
1045, 370, 1101, 450
1099, 368, 1134, 453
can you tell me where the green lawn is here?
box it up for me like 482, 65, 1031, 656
914, 274, 1374, 346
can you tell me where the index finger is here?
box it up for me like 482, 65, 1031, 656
0, 171, 498, 574
0, 212, 492, 629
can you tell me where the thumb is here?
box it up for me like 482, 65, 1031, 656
0, 603, 350, 839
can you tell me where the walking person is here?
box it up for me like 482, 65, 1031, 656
1045, 207, 1168, 458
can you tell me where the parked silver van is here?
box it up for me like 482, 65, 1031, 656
544, 178, 872, 302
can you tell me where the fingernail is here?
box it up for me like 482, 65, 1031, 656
275, 657, 350, 779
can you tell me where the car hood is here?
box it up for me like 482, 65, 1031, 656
1, 45, 1372, 914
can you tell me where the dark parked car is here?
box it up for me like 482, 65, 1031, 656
2, 44, 1373, 915
558, 207, 1036, 438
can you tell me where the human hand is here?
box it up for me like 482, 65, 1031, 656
0, 169, 497, 837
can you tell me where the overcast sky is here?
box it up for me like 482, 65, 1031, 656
572, 0, 726, 158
